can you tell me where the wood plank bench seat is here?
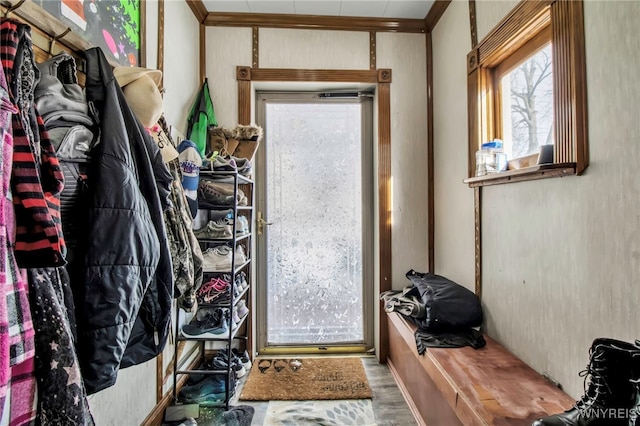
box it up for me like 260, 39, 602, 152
386, 312, 575, 425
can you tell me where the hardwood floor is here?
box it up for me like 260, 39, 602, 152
229, 355, 417, 425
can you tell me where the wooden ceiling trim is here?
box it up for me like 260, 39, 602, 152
425, 0, 452, 32
186, 0, 208, 24
250, 68, 379, 83
203, 12, 426, 33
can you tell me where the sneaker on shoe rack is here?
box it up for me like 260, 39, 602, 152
234, 157, 252, 177
207, 208, 234, 222
181, 308, 229, 338
212, 156, 237, 172
202, 246, 233, 272
220, 274, 242, 298
198, 180, 235, 207
231, 308, 241, 324
237, 189, 248, 206
196, 278, 231, 304
194, 219, 233, 239
201, 179, 235, 195
231, 348, 252, 371
235, 245, 247, 265
217, 350, 247, 378
187, 358, 237, 386
178, 374, 229, 404
212, 352, 246, 379
227, 216, 248, 235
235, 216, 249, 235
235, 271, 248, 291
236, 300, 249, 319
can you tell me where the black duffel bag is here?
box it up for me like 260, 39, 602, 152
404, 269, 483, 332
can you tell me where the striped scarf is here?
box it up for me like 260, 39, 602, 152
1, 19, 65, 269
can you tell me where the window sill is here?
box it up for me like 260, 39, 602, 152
463, 163, 577, 188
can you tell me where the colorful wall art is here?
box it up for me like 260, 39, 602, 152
38, 0, 142, 67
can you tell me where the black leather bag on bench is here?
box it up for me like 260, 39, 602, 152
404, 269, 483, 332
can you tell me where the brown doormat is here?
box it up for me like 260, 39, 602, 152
239, 357, 372, 401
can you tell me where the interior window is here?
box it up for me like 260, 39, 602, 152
496, 41, 553, 161
465, 0, 587, 185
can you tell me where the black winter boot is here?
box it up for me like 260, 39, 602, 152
629, 378, 640, 426
532, 338, 640, 426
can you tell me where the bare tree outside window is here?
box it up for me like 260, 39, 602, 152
501, 44, 554, 159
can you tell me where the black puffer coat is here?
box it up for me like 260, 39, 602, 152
76, 47, 173, 394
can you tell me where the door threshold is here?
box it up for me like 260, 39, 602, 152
259, 345, 372, 356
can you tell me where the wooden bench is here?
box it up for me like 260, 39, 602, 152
386, 312, 575, 425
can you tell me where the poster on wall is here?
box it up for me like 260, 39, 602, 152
37, 0, 141, 67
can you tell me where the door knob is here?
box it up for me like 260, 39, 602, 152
257, 211, 273, 235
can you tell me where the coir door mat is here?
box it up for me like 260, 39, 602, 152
239, 357, 372, 401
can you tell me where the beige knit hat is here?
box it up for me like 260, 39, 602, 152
113, 66, 162, 88
114, 66, 163, 128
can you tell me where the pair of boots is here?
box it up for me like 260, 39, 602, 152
533, 338, 640, 425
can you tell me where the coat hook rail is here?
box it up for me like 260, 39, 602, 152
49, 27, 71, 55
3, 0, 26, 18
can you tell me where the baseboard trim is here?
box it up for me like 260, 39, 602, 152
387, 358, 427, 426
141, 356, 202, 426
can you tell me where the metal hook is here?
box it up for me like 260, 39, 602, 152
49, 27, 71, 56
3, 0, 26, 18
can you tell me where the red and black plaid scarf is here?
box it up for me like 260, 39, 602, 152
1, 19, 65, 268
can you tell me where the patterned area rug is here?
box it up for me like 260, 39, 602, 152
239, 357, 372, 401
263, 400, 377, 425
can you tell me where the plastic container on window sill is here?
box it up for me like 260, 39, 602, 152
475, 140, 507, 176
507, 152, 539, 170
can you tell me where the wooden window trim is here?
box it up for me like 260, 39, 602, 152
492, 24, 551, 146
464, 0, 588, 187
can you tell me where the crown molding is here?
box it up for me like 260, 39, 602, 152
424, 0, 451, 32
186, 0, 208, 24
203, 12, 425, 33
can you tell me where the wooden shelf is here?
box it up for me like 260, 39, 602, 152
463, 163, 576, 187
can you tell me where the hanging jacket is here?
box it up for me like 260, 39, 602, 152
34, 52, 97, 265
77, 47, 173, 394
186, 78, 217, 158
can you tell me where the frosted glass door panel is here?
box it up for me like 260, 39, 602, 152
265, 103, 364, 345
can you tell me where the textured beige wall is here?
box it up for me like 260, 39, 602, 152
260, 28, 369, 69
88, 362, 157, 425
432, 0, 475, 290
206, 27, 253, 127
377, 33, 430, 287
88, 2, 201, 424
475, 0, 519, 41
434, 0, 640, 399
482, 0, 640, 399
161, 0, 201, 135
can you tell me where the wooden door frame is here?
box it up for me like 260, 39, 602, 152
237, 66, 393, 361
